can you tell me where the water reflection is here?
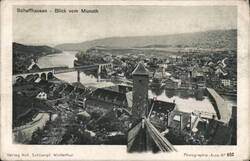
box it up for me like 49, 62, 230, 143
165, 89, 175, 98
179, 90, 190, 99
150, 87, 164, 96
151, 88, 206, 101
37, 51, 77, 68
194, 89, 205, 101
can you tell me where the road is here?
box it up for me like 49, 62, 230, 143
13, 113, 50, 143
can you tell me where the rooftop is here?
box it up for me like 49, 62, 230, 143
132, 62, 149, 76
87, 88, 128, 104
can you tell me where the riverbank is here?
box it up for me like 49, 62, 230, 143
13, 42, 62, 74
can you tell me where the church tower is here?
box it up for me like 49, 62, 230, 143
132, 62, 149, 123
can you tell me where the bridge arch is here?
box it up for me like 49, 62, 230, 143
13, 69, 54, 85
33, 74, 39, 81
47, 72, 53, 80
41, 73, 47, 80
16, 76, 25, 84
26, 74, 35, 82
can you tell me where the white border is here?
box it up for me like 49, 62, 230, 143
1, 0, 249, 160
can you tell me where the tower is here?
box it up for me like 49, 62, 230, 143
128, 62, 176, 152
132, 62, 149, 123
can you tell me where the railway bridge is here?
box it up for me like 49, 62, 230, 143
12, 63, 113, 84
13, 70, 54, 84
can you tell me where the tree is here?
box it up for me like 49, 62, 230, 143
30, 127, 43, 144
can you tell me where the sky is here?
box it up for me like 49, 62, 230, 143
13, 5, 237, 46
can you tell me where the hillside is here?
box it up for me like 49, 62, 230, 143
55, 29, 237, 51
13, 42, 61, 74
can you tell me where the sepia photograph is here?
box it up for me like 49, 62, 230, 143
1, 0, 249, 160
12, 5, 237, 150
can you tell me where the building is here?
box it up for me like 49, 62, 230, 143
85, 88, 131, 111
220, 75, 236, 88
215, 66, 228, 76
84, 82, 175, 118
164, 78, 180, 89
194, 75, 206, 88
27, 59, 40, 72
128, 63, 176, 152
131, 62, 149, 122
221, 79, 231, 87
103, 84, 132, 94
36, 92, 47, 100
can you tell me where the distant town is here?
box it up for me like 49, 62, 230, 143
12, 30, 237, 151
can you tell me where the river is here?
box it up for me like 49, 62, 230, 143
37, 51, 236, 116
38, 51, 115, 88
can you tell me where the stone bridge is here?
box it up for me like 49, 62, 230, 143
54, 63, 113, 74
13, 63, 113, 84
13, 70, 54, 84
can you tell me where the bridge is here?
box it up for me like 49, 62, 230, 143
12, 63, 113, 84
53, 65, 98, 74
206, 88, 231, 124
13, 70, 54, 84
53, 63, 112, 74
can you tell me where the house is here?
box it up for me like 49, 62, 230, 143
36, 92, 47, 100
215, 67, 228, 76
164, 78, 180, 89
27, 59, 40, 72
207, 61, 215, 67
85, 84, 176, 118
149, 99, 176, 114
102, 84, 132, 94
85, 88, 130, 110
220, 75, 234, 87
231, 80, 237, 87
194, 75, 206, 88
221, 79, 231, 87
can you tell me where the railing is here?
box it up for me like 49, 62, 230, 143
145, 118, 176, 152
54, 64, 113, 74
54, 68, 75, 74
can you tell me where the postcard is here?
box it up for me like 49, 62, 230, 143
1, 0, 249, 160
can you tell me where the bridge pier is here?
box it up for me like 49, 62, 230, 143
98, 65, 101, 75
49, 112, 52, 121
77, 70, 80, 82
13, 64, 113, 85
97, 74, 101, 82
